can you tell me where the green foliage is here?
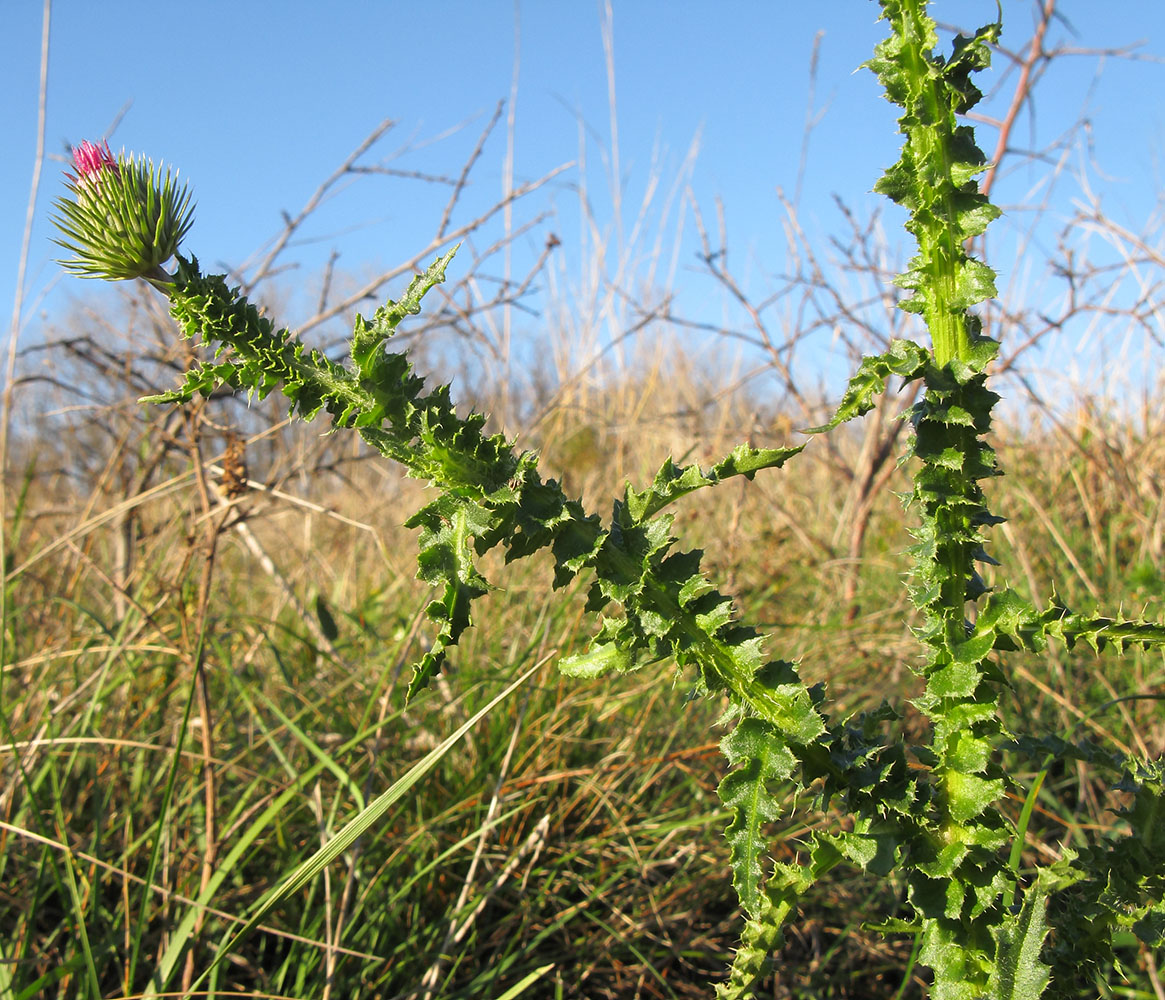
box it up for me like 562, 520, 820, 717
864, 0, 1001, 365
718, 719, 797, 918
50, 0, 1165, 994
716, 842, 842, 1000
803, 338, 927, 434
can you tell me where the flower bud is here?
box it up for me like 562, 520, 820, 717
52, 140, 195, 284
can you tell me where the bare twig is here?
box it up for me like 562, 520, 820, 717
245, 118, 397, 290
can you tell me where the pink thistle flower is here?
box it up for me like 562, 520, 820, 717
67, 139, 118, 184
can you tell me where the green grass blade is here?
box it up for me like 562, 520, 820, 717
147, 718, 397, 993
242, 678, 368, 812
493, 963, 556, 1000
47, 765, 102, 999
186, 662, 538, 993
128, 658, 201, 990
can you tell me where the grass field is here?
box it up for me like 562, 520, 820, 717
3, 313, 1163, 998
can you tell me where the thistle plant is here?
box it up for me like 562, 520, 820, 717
52, 2, 1165, 996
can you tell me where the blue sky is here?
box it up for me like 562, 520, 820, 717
5, 2, 1165, 396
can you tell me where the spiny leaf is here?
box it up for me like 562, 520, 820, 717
917, 916, 991, 1000
405, 501, 494, 700
971, 588, 1165, 657
825, 815, 902, 876
558, 636, 636, 679
719, 719, 797, 916
987, 884, 1052, 1000
715, 843, 843, 1000
803, 339, 928, 434
945, 770, 1005, 824
352, 246, 458, 360
624, 444, 803, 523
